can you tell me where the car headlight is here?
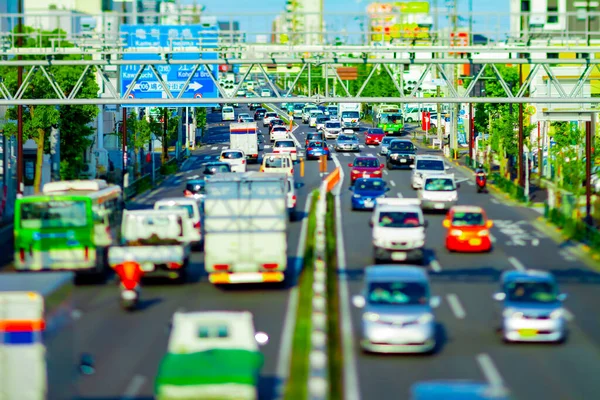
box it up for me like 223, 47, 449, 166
414, 238, 425, 247
503, 308, 523, 318
392, 154, 398, 158
450, 229, 463, 236
550, 308, 564, 319
477, 229, 489, 237
363, 312, 380, 322
418, 313, 434, 324
353, 194, 361, 199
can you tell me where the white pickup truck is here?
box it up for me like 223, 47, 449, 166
370, 198, 428, 265
203, 172, 288, 284
107, 209, 192, 283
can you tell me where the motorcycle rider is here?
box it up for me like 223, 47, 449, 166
475, 164, 487, 192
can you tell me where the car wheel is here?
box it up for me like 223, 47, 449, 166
406, 118, 414, 123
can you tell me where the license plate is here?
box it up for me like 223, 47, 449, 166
519, 329, 538, 337
469, 238, 482, 246
400, 159, 406, 163
364, 200, 374, 207
391, 252, 407, 261
141, 262, 155, 272
434, 203, 445, 209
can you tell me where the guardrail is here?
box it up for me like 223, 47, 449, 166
308, 166, 342, 400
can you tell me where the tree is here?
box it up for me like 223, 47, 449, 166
1, 26, 99, 191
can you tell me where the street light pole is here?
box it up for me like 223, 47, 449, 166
518, 57, 525, 188
16, 0, 23, 195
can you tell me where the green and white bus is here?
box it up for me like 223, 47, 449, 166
14, 180, 123, 276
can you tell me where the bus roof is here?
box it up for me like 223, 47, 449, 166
43, 179, 108, 193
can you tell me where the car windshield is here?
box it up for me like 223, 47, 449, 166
342, 111, 360, 118
388, 114, 403, 123
308, 141, 324, 148
378, 211, 421, 228
424, 178, 455, 191
355, 180, 385, 191
505, 281, 558, 303
205, 164, 231, 174
417, 160, 445, 171
294, 104, 304, 110
326, 122, 341, 128
256, 109, 266, 113
265, 157, 287, 168
222, 151, 243, 159
272, 120, 283, 125
390, 141, 414, 151
273, 126, 287, 131
156, 204, 194, 219
382, 137, 394, 145
354, 159, 379, 168
338, 135, 356, 141
317, 116, 328, 122
367, 281, 428, 305
307, 134, 322, 140
276, 141, 294, 148
266, 113, 277, 118
185, 183, 205, 193
223, 107, 233, 112
452, 212, 485, 226
369, 128, 384, 134
20, 200, 89, 229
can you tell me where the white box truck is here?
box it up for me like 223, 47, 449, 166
230, 122, 259, 162
204, 172, 288, 284
338, 103, 361, 130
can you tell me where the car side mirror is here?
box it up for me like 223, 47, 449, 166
442, 219, 451, 228
255, 332, 269, 345
486, 220, 494, 228
493, 292, 506, 301
409, 165, 415, 169
352, 295, 366, 308
348, 163, 353, 167
429, 296, 441, 308
557, 293, 568, 301
445, 166, 451, 170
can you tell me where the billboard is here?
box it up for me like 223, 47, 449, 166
119, 25, 219, 107
367, 1, 431, 42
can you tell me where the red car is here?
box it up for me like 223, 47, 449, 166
348, 156, 384, 184
443, 206, 493, 253
365, 128, 385, 145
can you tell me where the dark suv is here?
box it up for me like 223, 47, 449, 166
254, 108, 267, 120
386, 139, 416, 169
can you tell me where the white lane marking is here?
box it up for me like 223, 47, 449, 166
223, 146, 229, 150
508, 256, 526, 271
211, 146, 218, 150
397, 193, 403, 198
476, 353, 505, 387
491, 198, 499, 204
466, 180, 475, 186
359, 144, 365, 148
490, 234, 497, 243
389, 180, 396, 187
531, 238, 539, 246
343, 153, 350, 157
334, 173, 361, 400
275, 195, 313, 398
368, 145, 375, 148
382, 170, 388, 175
446, 294, 466, 319
121, 375, 146, 399
429, 259, 442, 272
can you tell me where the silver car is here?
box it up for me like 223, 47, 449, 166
353, 265, 440, 353
334, 134, 360, 152
379, 136, 396, 156
323, 121, 342, 139
315, 115, 329, 131
494, 270, 568, 343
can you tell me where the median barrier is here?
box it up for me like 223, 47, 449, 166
324, 167, 341, 192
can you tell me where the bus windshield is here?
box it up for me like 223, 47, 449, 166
20, 200, 89, 229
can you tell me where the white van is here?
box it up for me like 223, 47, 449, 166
221, 106, 235, 121
418, 174, 459, 212
411, 155, 450, 190
260, 153, 294, 176
153, 198, 202, 244
403, 106, 436, 123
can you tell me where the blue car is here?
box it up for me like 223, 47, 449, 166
306, 140, 331, 160
349, 178, 390, 210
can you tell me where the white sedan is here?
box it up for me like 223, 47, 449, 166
270, 126, 290, 142
219, 149, 247, 173
273, 139, 298, 161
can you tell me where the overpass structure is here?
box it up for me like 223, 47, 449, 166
0, 45, 600, 106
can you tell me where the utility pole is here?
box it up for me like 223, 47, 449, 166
518, 56, 525, 188
586, 118, 593, 224
451, 0, 459, 159
16, 0, 23, 195
433, 0, 442, 146
121, 6, 127, 186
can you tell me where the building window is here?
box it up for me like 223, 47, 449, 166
547, 0, 559, 23
577, 53, 590, 59
547, 53, 559, 59
521, 0, 530, 12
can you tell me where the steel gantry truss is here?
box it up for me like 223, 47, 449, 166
2, 47, 600, 105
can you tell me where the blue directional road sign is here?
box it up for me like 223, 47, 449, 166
120, 25, 219, 107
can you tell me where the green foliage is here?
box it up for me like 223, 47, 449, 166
194, 107, 207, 131
549, 121, 586, 193
0, 26, 99, 184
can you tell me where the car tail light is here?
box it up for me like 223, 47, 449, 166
214, 264, 229, 271
307, 147, 313, 151
19, 248, 25, 262
84, 246, 89, 261
263, 263, 278, 269
168, 262, 183, 269
184, 189, 192, 196
292, 195, 297, 206
260, 166, 264, 172
242, 159, 246, 164
291, 149, 297, 153
194, 221, 201, 229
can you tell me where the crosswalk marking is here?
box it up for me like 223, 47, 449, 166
343, 153, 350, 157
359, 144, 365, 148
211, 146, 218, 150
368, 145, 376, 148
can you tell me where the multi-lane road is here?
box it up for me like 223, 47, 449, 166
11, 101, 600, 399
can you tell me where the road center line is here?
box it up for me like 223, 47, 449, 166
446, 294, 466, 319
389, 180, 396, 187
333, 156, 361, 400
121, 375, 146, 399
382, 169, 388, 175
508, 256, 527, 271
476, 353, 506, 387
429, 259, 442, 272
275, 191, 314, 397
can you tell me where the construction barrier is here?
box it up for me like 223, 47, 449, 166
323, 167, 341, 193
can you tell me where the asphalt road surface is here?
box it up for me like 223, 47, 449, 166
34, 105, 335, 400
333, 124, 600, 400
